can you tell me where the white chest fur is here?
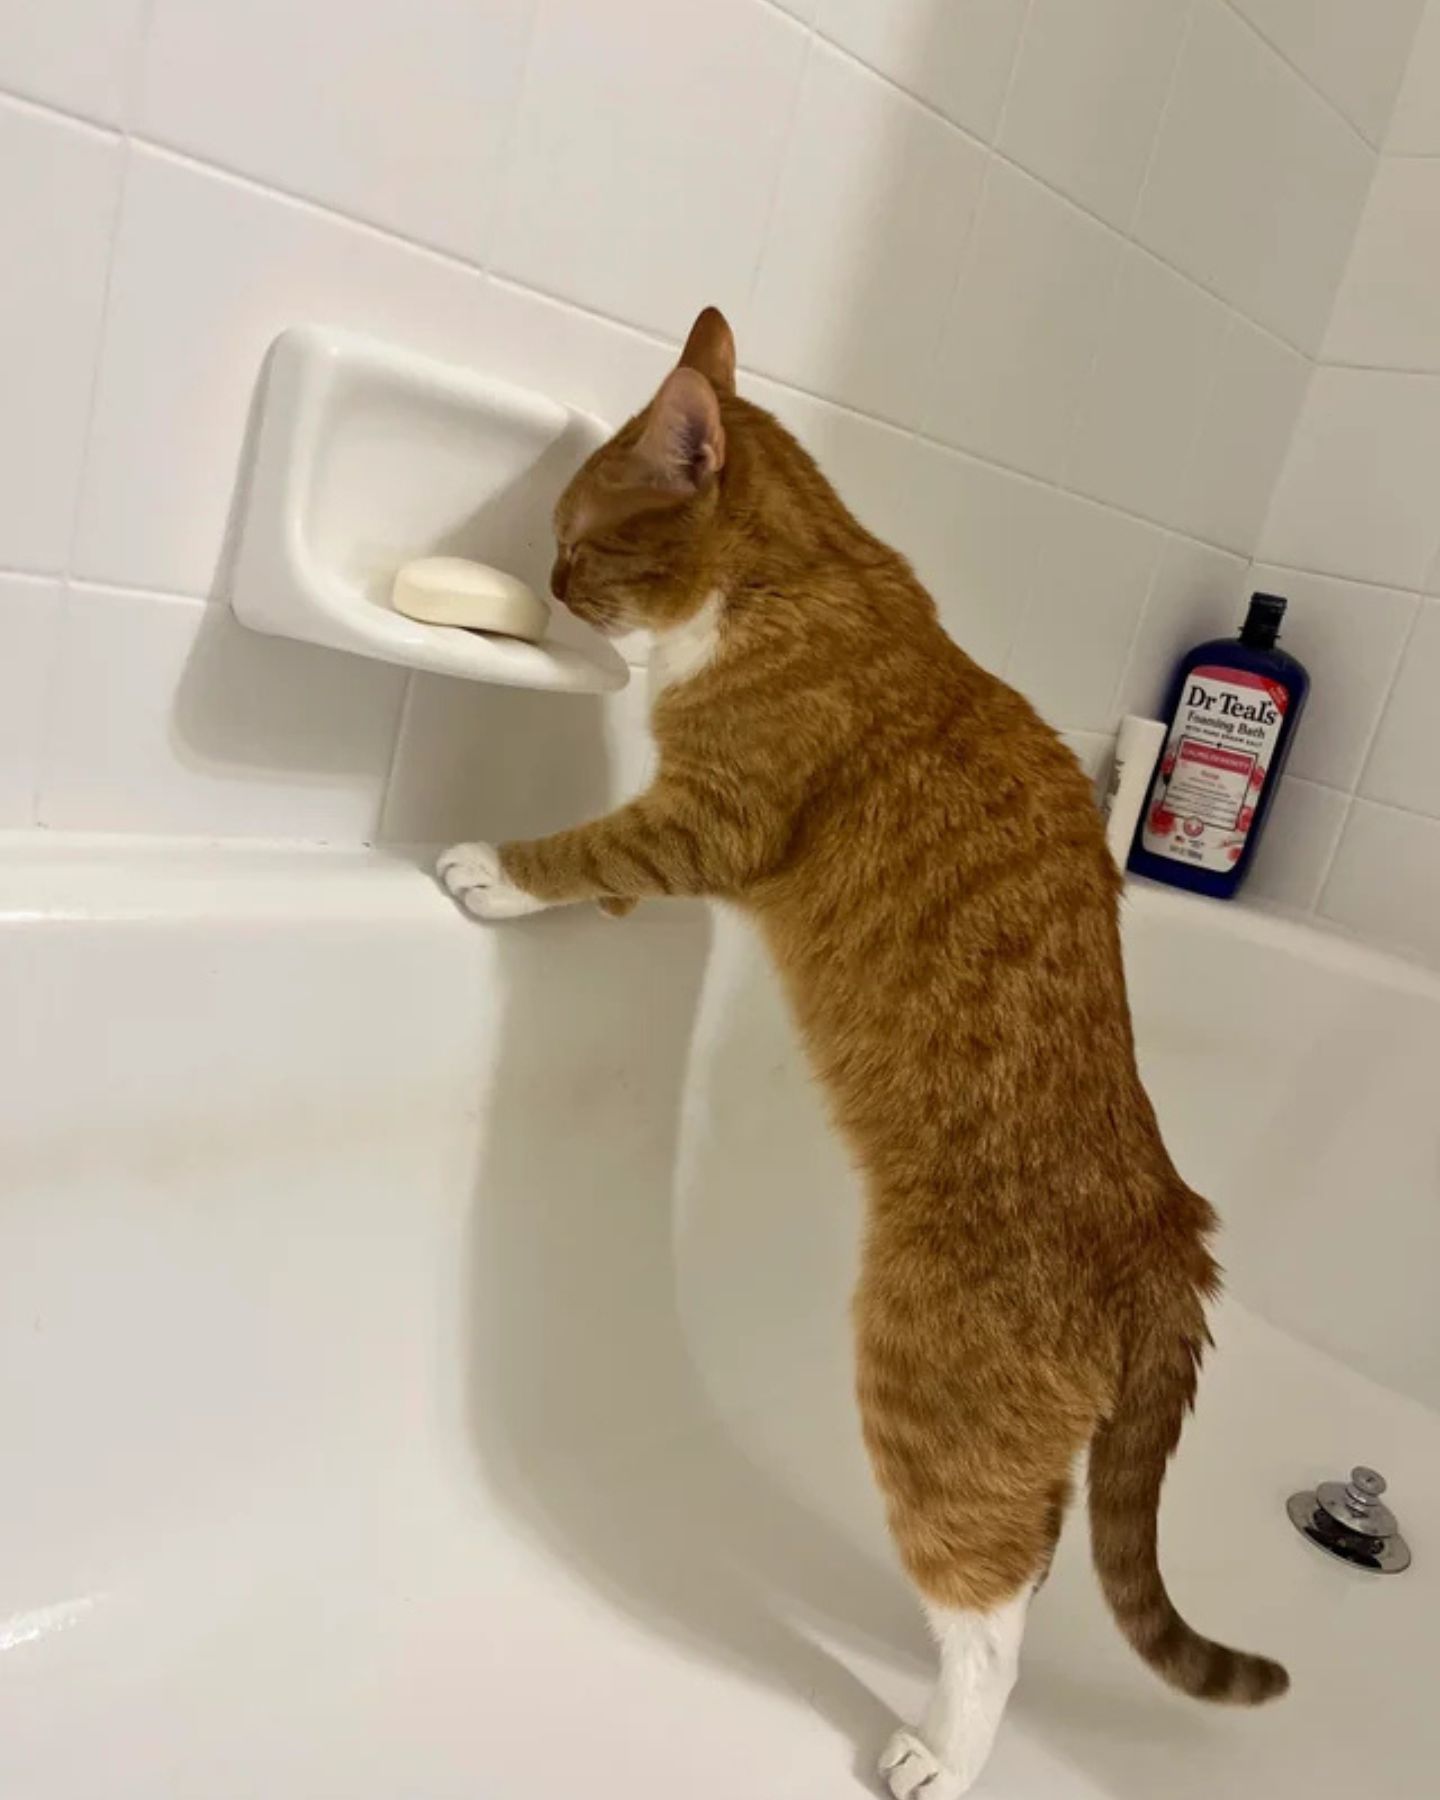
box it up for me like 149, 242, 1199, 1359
648, 589, 726, 700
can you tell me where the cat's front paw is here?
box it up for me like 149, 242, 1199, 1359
437, 843, 549, 921
879, 1729, 969, 1800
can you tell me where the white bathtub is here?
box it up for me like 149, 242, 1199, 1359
2, 839, 1435, 1800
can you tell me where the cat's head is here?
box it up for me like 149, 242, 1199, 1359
550, 307, 735, 636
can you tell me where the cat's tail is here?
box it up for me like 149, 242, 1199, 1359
1088, 1302, 1289, 1706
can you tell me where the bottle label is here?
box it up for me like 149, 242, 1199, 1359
1140, 666, 1288, 873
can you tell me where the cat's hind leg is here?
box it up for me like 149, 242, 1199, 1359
879, 1587, 1031, 1799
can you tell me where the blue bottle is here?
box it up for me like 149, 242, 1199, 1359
1127, 593, 1309, 900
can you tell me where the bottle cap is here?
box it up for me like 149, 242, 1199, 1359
1240, 592, 1287, 650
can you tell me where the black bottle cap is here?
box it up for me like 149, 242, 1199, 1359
1240, 592, 1287, 650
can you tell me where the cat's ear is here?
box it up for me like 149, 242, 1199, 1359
629, 367, 726, 494
678, 306, 736, 397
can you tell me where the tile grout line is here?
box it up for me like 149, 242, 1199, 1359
1213, 0, 1386, 152
0, 54, 1318, 370
739, 14, 817, 322
1312, 598, 1426, 914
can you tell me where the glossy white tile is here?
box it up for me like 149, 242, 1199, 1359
1228, 0, 1426, 143
1361, 599, 1440, 816
816, 0, 1027, 140
1321, 799, 1440, 964
1389, 0, 1440, 152
748, 43, 987, 425
0, 98, 122, 575
1113, 533, 1248, 717
139, 0, 533, 263
1245, 776, 1350, 911
1324, 157, 1440, 373
40, 588, 406, 839
1067, 249, 1229, 526
1000, 0, 1190, 229
1137, 0, 1375, 352
1176, 314, 1309, 552
0, 0, 147, 124
1260, 367, 1440, 590
492, 0, 806, 337
1249, 564, 1419, 790
0, 574, 61, 825
1008, 493, 1165, 733
925, 162, 1121, 480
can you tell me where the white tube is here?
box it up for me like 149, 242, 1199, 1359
1102, 715, 1166, 868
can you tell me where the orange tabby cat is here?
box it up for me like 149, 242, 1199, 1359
439, 308, 1288, 1797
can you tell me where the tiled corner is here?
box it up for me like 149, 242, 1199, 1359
491, 0, 807, 339
1227, 0, 1426, 145
815, 0, 1028, 142
1112, 533, 1249, 718
1389, 0, 1440, 152
925, 161, 1121, 481
1175, 314, 1309, 553
1259, 367, 1440, 591
0, 0, 148, 125
999, 0, 1191, 231
1066, 248, 1229, 527
747, 43, 987, 426
1360, 599, 1440, 816
39, 586, 406, 839
1247, 565, 1418, 792
1007, 493, 1165, 734
1136, 0, 1375, 353
0, 97, 122, 576
1245, 776, 1350, 912
1324, 157, 1440, 373
1321, 799, 1440, 964
0, 574, 62, 825
138, 0, 533, 264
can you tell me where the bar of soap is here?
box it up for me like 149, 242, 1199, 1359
390, 556, 549, 643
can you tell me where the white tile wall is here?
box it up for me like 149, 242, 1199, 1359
1175, 315, 1309, 551
139, 0, 533, 263
492, 0, 807, 337
1067, 248, 1230, 525
747, 43, 987, 425
1321, 801, 1440, 965
999, 0, 1190, 229
1, 0, 1435, 964
1323, 157, 1440, 371
0, 573, 61, 824
1248, 0, 1440, 965
1245, 776, 1350, 912
1260, 367, 1440, 590
1137, 0, 1374, 352
0, 0, 147, 123
39, 586, 407, 839
925, 162, 1121, 479
1228, 0, 1426, 143
1007, 493, 1165, 732
1389, 0, 1440, 149
1361, 600, 1440, 815
0, 96, 121, 575
815, 0, 1028, 141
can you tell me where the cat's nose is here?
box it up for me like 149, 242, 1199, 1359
550, 553, 571, 602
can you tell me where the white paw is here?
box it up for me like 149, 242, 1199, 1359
436, 842, 549, 921
879, 1730, 968, 1800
